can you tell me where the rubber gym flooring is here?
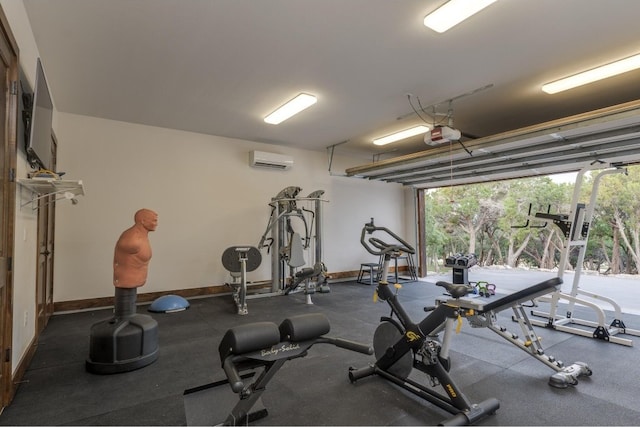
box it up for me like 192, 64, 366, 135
2, 269, 640, 425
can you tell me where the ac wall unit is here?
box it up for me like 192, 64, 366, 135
249, 150, 294, 170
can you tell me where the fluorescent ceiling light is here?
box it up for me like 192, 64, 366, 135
424, 0, 497, 33
264, 93, 317, 124
373, 125, 429, 146
542, 53, 640, 94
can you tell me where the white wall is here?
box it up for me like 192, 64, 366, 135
1, 0, 412, 378
12, 151, 38, 374
53, 113, 408, 301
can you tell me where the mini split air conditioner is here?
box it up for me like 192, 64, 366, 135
424, 126, 462, 146
249, 150, 294, 170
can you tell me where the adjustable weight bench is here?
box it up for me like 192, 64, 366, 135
190, 313, 372, 426
437, 277, 592, 388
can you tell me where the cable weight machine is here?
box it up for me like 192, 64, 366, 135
258, 186, 329, 304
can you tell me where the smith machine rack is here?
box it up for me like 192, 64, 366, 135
518, 163, 640, 346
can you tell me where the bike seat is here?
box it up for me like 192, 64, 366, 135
436, 281, 469, 299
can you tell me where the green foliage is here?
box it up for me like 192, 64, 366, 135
423, 166, 640, 273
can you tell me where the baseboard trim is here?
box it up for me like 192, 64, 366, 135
53, 283, 257, 313
52, 267, 412, 313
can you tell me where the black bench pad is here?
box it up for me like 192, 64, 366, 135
218, 322, 280, 362
479, 277, 562, 313
279, 313, 330, 342
218, 313, 332, 362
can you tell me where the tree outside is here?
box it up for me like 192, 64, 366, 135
424, 165, 640, 275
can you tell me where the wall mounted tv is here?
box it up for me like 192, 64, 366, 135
24, 58, 53, 170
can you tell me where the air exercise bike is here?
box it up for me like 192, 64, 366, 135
348, 219, 591, 425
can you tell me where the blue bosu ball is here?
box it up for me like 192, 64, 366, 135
148, 295, 190, 313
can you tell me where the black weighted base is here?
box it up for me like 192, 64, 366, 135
86, 288, 159, 374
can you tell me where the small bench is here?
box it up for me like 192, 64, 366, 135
357, 262, 380, 285
209, 313, 372, 425
439, 277, 562, 314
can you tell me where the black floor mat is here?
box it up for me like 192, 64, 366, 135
2, 278, 640, 425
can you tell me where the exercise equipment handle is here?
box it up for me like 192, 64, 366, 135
320, 337, 373, 354
222, 357, 245, 393
360, 218, 415, 256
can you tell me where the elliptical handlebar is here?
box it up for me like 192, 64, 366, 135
360, 218, 416, 256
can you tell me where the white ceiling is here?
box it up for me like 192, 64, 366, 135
22, 0, 640, 161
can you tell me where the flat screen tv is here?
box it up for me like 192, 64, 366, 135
25, 58, 53, 170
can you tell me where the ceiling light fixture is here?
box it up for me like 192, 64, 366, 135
423, 0, 498, 33
542, 54, 640, 94
373, 125, 429, 146
542, 53, 640, 94
264, 93, 317, 124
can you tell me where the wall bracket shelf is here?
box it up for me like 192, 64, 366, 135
18, 178, 85, 210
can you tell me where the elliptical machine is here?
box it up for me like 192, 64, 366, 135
348, 219, 499, 426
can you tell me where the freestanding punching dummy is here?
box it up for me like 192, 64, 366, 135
86, 209, 160, 374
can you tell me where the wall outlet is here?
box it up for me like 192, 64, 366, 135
23, 311, 28, 327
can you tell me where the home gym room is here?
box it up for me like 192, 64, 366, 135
2, 1, 640, 425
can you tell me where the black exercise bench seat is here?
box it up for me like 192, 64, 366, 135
219, 313, 332, 394
434, 276, 592, 391
478, 277, 562, 313
439, 277, 562, 313
208, 313, 372, 426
